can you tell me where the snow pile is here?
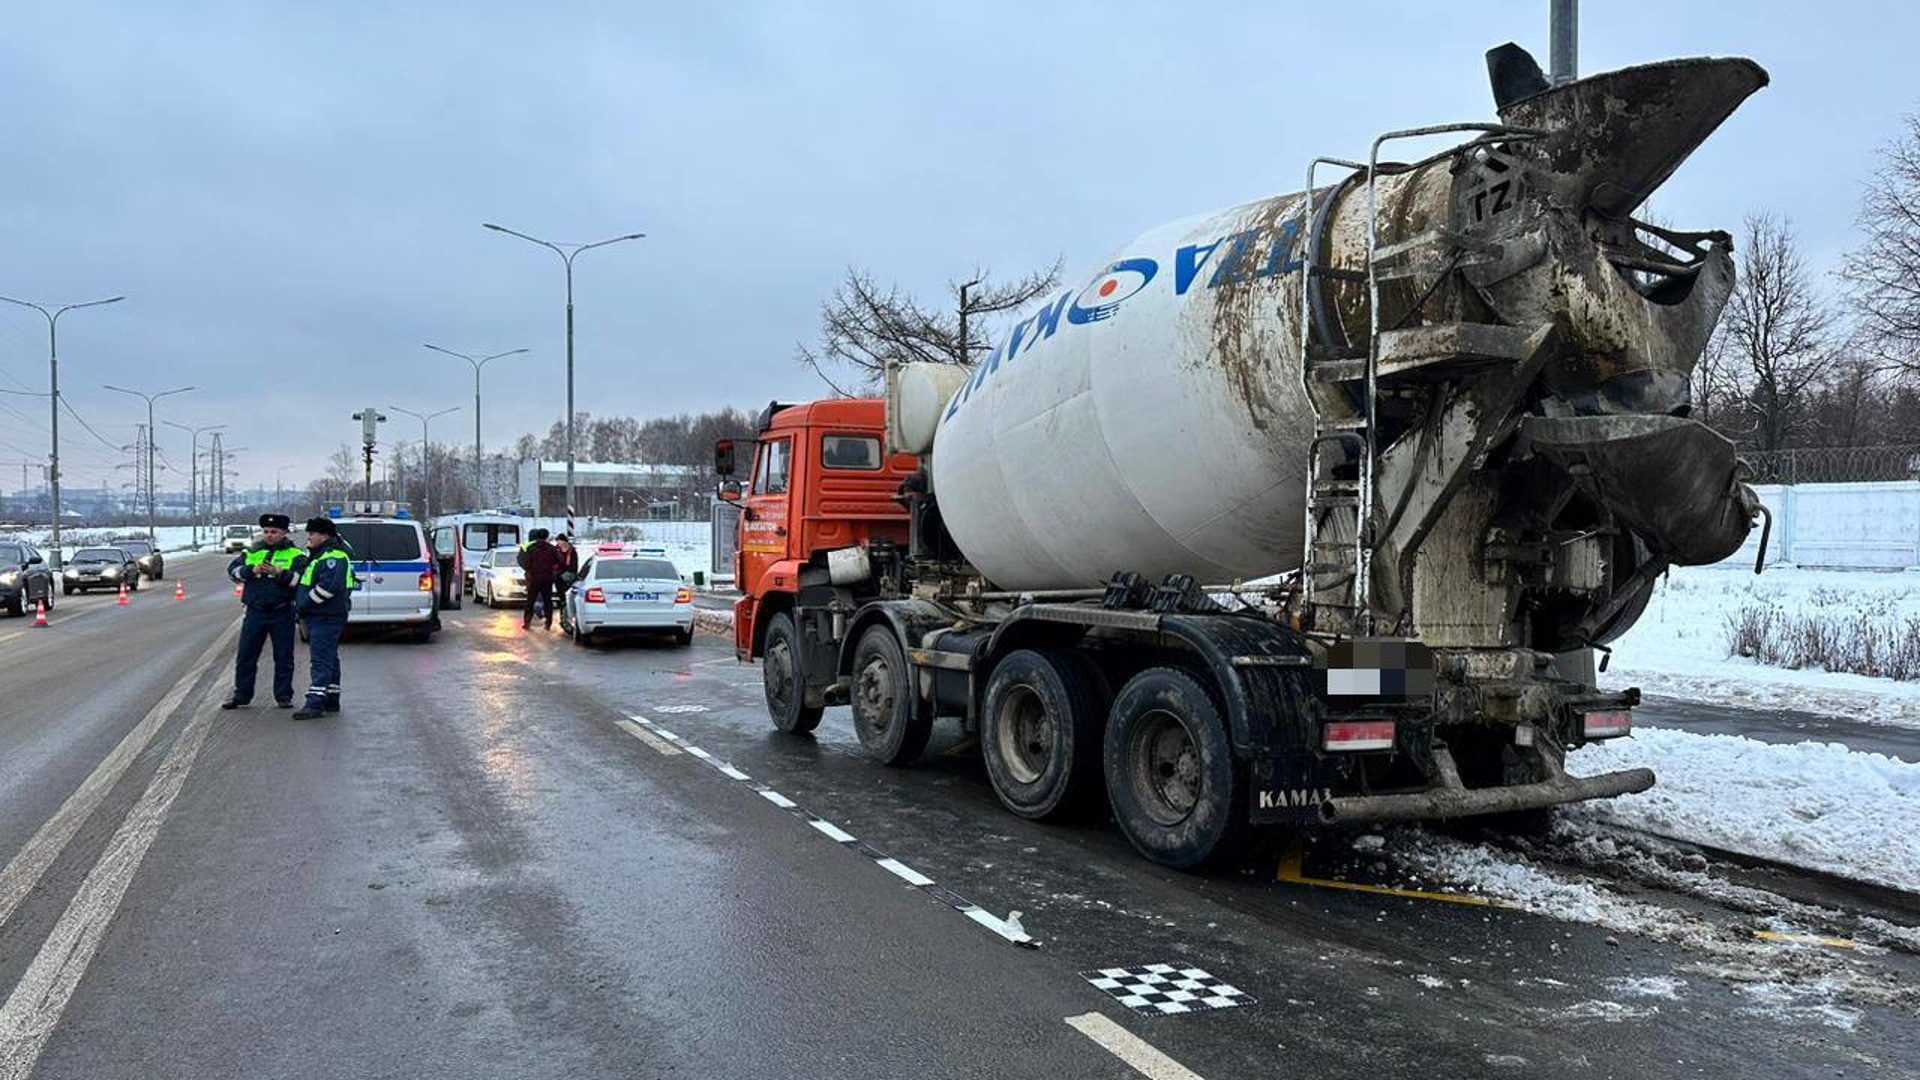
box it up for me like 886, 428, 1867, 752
1567, 727, 1920, 894
1603, 565, 1920, 725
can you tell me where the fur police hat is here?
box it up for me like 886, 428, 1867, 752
304, 515, 337, 536
529, 527, 550, 542
259, 513, 291, 530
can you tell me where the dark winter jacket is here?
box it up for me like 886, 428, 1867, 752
227, 539, 307, 612
294, 537, 356, 619
518, 539, 563, 590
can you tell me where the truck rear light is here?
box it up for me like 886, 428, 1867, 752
584, 587, 606, 604
675, 587, 692, 604
1581, 709, 1632, 739
1324, 720, 1396, 752
418, 572, 434, 592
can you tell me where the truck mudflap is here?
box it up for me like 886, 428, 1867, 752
1249, 742, 1653, 825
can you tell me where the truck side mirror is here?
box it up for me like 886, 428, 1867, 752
714, 439, 737, 477
717, 481, 742, 503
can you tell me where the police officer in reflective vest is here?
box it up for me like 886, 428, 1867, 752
293, 515, 355, 720
222, 513, 308, 709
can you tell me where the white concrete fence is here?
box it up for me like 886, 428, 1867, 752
1723, 481, 1920, 571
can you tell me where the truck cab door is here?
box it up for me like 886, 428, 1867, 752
740, 434, 794, 595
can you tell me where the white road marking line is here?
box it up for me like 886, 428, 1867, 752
0, 691, 225, 1078
964, 907, 1036, 945
683, 746, 713, 760
0, 619, 238, 930
809, 819, 857, 843
759, 790, 798, 809
875, 858, 935, 887
1065, 1013, 1210, 1080
616, 719, 682, 756
715, 764, 750, 781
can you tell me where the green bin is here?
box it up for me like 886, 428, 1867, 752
693, 570, 706, 587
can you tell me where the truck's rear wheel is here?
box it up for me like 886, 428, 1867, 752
1104, 667, 1244, 870
850, 625, 929, 765
763, 611, 823, 734
981, 649, 1106, 820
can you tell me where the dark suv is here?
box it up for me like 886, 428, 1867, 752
0, 541, 57, 616
113, 538, 165, 580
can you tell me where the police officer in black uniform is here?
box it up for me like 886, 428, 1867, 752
222, 513, 308, 709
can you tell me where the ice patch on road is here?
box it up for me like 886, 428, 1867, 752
1567, 727, 1920, 895
1560, 999, 1659, 1023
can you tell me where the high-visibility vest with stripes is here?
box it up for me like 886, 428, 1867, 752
244, 546, 303, 574
299, 548, 357, 590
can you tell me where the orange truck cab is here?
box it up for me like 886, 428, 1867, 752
719, 399, 917, 674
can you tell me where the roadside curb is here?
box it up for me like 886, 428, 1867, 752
693, 608, 734, 638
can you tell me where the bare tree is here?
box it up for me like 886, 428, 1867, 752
1720, 214, 1837, 451
797, 261, 1063, 392
1841, 113, 1920, 374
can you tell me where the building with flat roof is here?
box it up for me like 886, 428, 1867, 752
514, 460, 702, 518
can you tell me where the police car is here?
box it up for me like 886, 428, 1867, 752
472, 546, 528, 607
559, 544, 693, 647
304, 502, 441, 642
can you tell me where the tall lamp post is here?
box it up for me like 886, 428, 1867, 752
162, 420, 224, 549
481, 222, 643, 530
389, 404, 460, 520
104, 384, 192, 546
0, 293, 124, 567
422, 344, 526, 508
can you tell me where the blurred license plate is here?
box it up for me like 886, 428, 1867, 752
620, 592, 658, 601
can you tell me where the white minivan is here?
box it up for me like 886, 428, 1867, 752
309, 507, 441, 642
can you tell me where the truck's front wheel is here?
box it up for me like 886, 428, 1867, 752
1104, 667, 1244, 870
763, 612, 823, 734
850, 625, 930, 765
982, 649, 1106, 820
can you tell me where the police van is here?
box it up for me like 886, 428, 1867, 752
310, 501, 441, 642
430, 511, 527, 595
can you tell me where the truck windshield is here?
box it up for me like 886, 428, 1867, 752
753, 437, 791, 494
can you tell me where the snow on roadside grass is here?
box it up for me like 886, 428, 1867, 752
1566, 727, 1920, 895
1602, 565, 1920, 726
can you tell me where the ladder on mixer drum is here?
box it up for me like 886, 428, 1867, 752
1294, 123, 1546, 635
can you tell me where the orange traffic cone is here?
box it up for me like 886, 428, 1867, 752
173, 580, 186, 601
117, 582, 129, 606
33, 599, 48, 627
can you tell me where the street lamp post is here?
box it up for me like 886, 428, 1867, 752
422, 344, 527, 508
162, 420, 224, 549
389, 405, 460, 520
482, 222, 643, 531
104, 384, 192, 547
0, 293, 124, 567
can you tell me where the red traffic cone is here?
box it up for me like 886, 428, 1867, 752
117, 582, 130, 606
33, 599, 48, 627
173, 580, 186, 601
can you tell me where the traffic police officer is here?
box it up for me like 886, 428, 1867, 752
292, 515, 355, 721
222, 513, 307, 709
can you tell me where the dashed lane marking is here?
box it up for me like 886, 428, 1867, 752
0, 663, 229, 1077
615, 718, 682, 756
1065, 1012, 1210, 1080
622, 711, 1039, 948
0, 618, 239, 930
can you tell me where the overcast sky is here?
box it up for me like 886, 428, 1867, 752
1, 1, 1912, 496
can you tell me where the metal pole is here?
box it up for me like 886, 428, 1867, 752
422, 345, 526, 512
481, 224, 641, 532
0, 294, 123, 569
1549, 0, 1578, 85
104, 384, 192, 547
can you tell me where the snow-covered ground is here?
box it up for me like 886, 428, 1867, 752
1603, 565, 1920, 726
1567, 727, 1920, 895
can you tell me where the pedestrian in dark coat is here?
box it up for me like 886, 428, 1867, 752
517, 528, 563, 630
293, 516, 355, 720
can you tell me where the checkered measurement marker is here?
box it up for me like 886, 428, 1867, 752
1080, 965, 1257, 1016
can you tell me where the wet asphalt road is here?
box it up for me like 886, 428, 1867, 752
1, 558, 1915, 1079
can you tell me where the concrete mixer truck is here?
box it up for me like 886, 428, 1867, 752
716, 44, 1769, 869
